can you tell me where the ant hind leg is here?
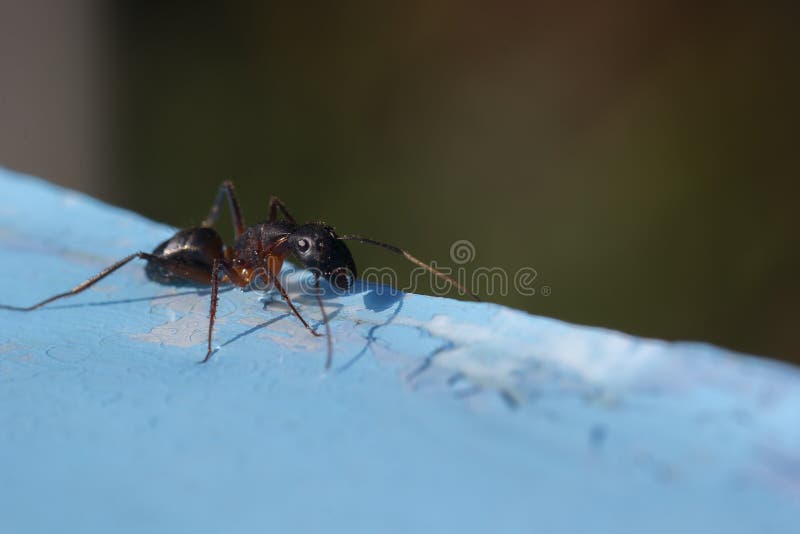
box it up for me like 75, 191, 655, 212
0, 252, 152, 311
0, 252, 226, 311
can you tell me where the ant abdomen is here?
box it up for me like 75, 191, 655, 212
145, 227, 225, 285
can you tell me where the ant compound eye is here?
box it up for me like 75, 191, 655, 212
296, 238, 310, 253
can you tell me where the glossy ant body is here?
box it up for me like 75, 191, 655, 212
1, 181, 479, 368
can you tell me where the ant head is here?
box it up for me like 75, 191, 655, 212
289, 223, 357, 290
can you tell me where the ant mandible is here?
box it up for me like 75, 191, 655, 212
0, 181, 479, 369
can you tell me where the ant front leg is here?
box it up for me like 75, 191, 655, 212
268, 196, 296, 224
267, 272, 321, 337
202, 180, 246, 239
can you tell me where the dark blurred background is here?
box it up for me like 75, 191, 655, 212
1, 2, 797, 363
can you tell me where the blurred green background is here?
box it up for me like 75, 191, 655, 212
1, 2, 797, 363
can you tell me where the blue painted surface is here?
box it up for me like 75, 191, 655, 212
0, 167, 798, 534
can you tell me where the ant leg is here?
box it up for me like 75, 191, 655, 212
340, 235, 481, 301
0, 252, 162, 311
203, 258, 222, 364
202, 180, 246, 239
313, 277, 333, 370
0, 252, 229, 312
265, 271, 321, 337
268, 196, 296, 224
201, 258, 246, 364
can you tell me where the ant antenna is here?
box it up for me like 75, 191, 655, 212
339, 235, 481, 302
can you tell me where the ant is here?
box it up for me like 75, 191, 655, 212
0, 181, 479, 369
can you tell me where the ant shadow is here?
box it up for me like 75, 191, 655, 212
259, 294, 344, 332
38, 285, 231, 310
204, 312, 292, 361
247, 276, 407, 372
35, 270, 410, 374
335, 282, 405, 373
360, 283, 404, 313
